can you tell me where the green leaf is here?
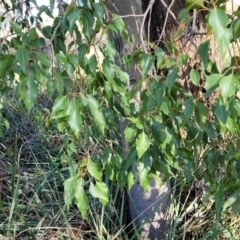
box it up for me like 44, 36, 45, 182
88, 54, 97, 75
155, 47, 164, 69
28, 27, 39, 41
74, 178, 88, 219
232, 17, 240, 40
143, 95, 155, 113
102, 59, 114, 82
209, 8, 232, 58
190, 69, 200, 86
38, 52, 51, 68
195, 102, 208, 125
18, 74, 38, 112
51, 95, 69, 118
64, 177, 75, 210
89, 182, 109, 205
67, 107, 82, 138
92, 2, 104, 23
67, 7, 81, 35
138, 163, 151, 191
140, 54, 154, 76
198, 40, 209, 68
166, 67, 178, 91
127, 171, 134, 190
127, 117, 143, 129
185, 0, 204, 9
56, 52, 68, 64
214, 180, 224, 213
220, 74, 238, 102
0, 55, 14, 78
124, 126, 137, 144
225, 116, 237, 134
136, 132, 151, 159
183, 99, 195, 120
213, 100, 228, 124
204, 74, 222, 90
86, 95, 106, 134
81, 11, 94, 41
10, 21, 22, 36
15, 47, 29, 74
87, 158, 102, 181
49, 0, 55, 12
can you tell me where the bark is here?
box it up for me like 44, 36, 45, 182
107, 1, 171, 239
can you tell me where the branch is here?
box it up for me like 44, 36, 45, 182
140, 0, 156, 53
158, 0, 178, 49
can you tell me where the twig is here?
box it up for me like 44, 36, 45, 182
158, 0, 177, 49
140, 0, 156, 53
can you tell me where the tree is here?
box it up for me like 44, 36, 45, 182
1, 0, 240, 239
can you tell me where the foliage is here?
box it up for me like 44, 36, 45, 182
1, 0, 240, 238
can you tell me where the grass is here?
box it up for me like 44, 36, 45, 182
1, 96, 240, 240
0, 96, 136, 239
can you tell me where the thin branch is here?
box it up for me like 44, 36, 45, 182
158, 0, 177, 49
159, 0, 178, 21
140, 0, 155, 53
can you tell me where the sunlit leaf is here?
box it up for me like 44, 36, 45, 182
220, 74, 238, 102
204, 74, 222, 90
89, 182, 109, 205
74, 178, 89, 219
87, 158, 102, 181
51, 95, 69, 119
86, 95, 106, 134
190, 69, 200, 86
136, 132, 151, 159
166, 67, 178, 91
67, 108, 82, 138
209, 8, 232, 58
186, 0, 204, 9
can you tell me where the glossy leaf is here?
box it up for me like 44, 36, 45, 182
74, 178, 89, 219
143, 95, 155, 113
124, 126, 137, 144
15, 47, 29, 74
89, 182, 109, 205
213, 100, 228, 124
140, 54, 154, 76
10, 21, 22, 36
86, 95, 106, 134
87, 158, 102, 181
209, 8, 232, 58
51, 95, 69, 119
197, 40, 209, 68
18, 74, 38, 112
92, 2, 104, 23
67, 108, 82, 138
204, 74, 222, 90
136, 132, 151, 159
38, 52, 51, 68
183, 99, 195, 120
190, 69, 200, 86
186, 0, 204, 9
127, 171, 134, 190
220, 74, 238, 102
166, 67, 178, 91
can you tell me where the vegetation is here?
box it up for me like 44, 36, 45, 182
1, 0, 240, 239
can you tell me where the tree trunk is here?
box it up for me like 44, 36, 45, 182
107, 1, 171, 239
